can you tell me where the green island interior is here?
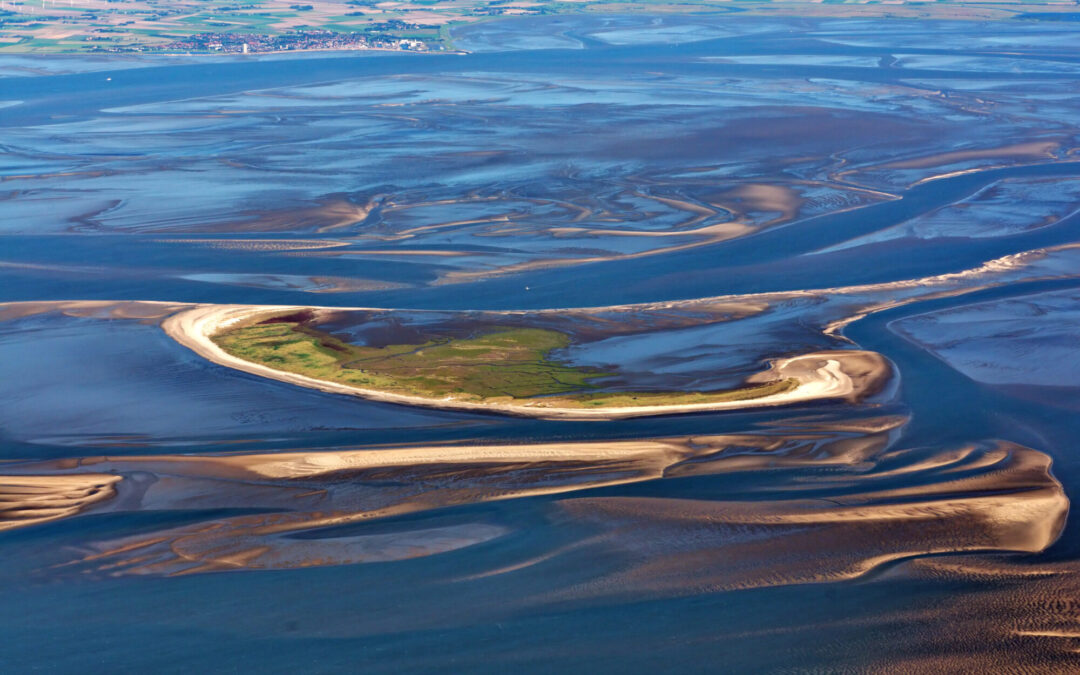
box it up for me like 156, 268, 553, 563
212, 319, 798, 408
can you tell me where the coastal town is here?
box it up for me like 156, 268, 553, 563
155, 29, 430, 54
3, 0, 1080, 54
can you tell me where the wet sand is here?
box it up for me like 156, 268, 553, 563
0, 434, 1064, 582
0, 473, 122, 531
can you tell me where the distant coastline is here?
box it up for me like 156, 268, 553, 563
4, 1, 1080, 55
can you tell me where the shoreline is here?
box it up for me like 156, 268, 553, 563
161, 303, 892, 420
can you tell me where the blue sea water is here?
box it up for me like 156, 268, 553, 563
2, 14, 1080, 671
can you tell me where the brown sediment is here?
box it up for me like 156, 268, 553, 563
546, 220, 751, 240
0, 473, 121, 531
8, 437, 700, 573
50, 438, 694, 481
184, 273, 409, 294
4, 433, 1064, 590
305, 276, 411, 293
638, 193, 718, 225
544, 441, 1067, 599
157, 238, 353, 252
819, 243, 1080, 337
3, 237, 1077, 335
173, 180, 881, 286
432, 219, 755, 285
0, 299, 192, 322
446, 241, 1080, 324
875, 141, 1061, 171
713, 182, 803, 222
829, 554, 1080, 672
321, 249, 471, 257
84, 300, 195, 320
665, 420, 901, 479
314, 189, 765, 284
392, 214, 516, 237
757, 413, 909, 434
155, 196, 373, 234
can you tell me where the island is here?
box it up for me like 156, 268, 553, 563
163, 304, 891, 419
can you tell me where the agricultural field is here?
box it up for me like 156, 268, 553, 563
0, 0, 464, 53
2, 0, 1080, 53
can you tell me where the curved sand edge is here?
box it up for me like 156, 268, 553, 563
161, 303, 893, 420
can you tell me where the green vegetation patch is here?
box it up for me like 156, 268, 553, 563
213, 319, 799, 409
213, 320, 604, 400
568, 378, 798, 408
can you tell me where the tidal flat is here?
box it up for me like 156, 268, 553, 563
4, 13, 1080, 672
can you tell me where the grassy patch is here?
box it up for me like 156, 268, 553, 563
563, 378, 798, 408
213, 320, 799, 409
213, 321, 604, 400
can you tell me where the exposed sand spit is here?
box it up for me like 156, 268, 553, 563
5, 437, 701, 574
1, 435, 1063, 586
0, 473, 122, 531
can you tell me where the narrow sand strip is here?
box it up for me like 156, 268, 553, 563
161, 304, 891, 420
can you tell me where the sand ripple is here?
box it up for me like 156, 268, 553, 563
0, 430, 1065, 583
0, 474, 121, 531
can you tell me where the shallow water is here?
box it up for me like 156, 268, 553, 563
3, 14, 1080, 672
